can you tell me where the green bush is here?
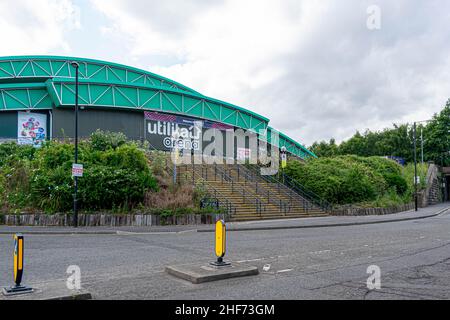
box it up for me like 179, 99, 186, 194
90, 129, 127, 151
79, 166, 157, 210
147, 151, 170, 177
402, 162, 427, 198
30, 165, 73, 212
0, 159, 33, 211
0, 131, 158, 213
285, 155, 410, 206
384, 173, 408, 195
0, 142, 36, 167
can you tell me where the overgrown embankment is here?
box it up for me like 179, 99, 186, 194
0, 131, 213, 216
285, 155, 427, 208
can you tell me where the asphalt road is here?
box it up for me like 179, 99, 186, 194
1, 207, 450, 300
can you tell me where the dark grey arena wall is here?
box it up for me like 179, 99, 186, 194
0, 110, 51, 140
52, 108, 145, 140
2, 107, 271, 160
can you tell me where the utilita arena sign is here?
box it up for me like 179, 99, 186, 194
144, 111, 233, 152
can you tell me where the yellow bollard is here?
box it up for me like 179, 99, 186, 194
2, 234, 33, 296
211, 220, 230, 267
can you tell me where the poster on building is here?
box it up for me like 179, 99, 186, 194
17, 112, 47, 147
144, 111, 234, 152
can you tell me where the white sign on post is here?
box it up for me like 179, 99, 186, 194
72, 164, 84, 177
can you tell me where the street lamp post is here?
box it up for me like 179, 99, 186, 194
412, 119, 434, 212
421, 127, 424, 165
413, 122, 418, 211
71, 61, 80, 228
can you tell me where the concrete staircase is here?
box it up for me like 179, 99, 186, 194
177, 163, 328, 222
428, 175, 441, 205
419, 163, 442, 207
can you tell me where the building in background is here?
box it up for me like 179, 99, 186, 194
0, 56, 315, 160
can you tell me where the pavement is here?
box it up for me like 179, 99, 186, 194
0, 203, 448, 234
1, 203, 450, 300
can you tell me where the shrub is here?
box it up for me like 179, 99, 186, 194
90, 130, 127, 151
80, 166, 157, 210
285, 155, 408, 206
145, 185, 195, 210
402, 162, 428, 198
30, 165, 73, 212
0, 142, 36, 167
147, 150, 171, 177
0, 131, 159, 213
35, 141, 74, 170
384, 172, 408, 195
101, 144, 149, 172
0, 159, 33, 211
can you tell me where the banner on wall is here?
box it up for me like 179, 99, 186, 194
144, 111, 233, 152
17, 112, 47, 147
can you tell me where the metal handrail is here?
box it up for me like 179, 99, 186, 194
281, 173, 333, 212
177, 166, 237, 217
232, 166, 293, 214
234, 164, 313, 214
238, 164, 327, 213
161, 158, 237, 218
211, 164, 266, 216
148, 150, 330, 213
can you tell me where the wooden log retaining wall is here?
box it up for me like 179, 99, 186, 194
0, 213, 227, 227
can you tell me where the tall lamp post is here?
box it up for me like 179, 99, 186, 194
413, 119, 433, 212
413, 122, 418, 211
71, 61, 80, 228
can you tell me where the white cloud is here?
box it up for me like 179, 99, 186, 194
0, 0, 80, 55
4, 0, 449, 147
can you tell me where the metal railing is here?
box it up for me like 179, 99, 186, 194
152, 151, 331, 214
281, 173, 333, 212
233, 164, 314, 214
235, 163, 331, 213
229, 165, 294, 214
205, 164, 267, 216
161, 157, 237, 218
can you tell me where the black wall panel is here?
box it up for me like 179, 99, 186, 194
1, 110, 50, 141
52, 108, 145, 140
0, 111, 18, 139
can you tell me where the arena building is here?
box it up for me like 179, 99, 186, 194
0, 56, 316, 161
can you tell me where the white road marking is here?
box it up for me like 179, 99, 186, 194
277, 269, 294, 273
309, 250, 331, 255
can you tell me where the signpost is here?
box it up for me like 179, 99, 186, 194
72, 163, 84, 177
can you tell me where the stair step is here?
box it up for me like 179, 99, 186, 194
179, 163, 330, 221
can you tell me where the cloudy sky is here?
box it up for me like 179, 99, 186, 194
1, 0, 449, 146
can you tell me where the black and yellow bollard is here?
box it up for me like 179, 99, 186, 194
2, 234, 33, 296
210, 220, 230, 267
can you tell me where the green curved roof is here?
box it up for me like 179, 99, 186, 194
0, 55, 316, 159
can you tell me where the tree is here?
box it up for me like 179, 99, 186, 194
308, 98, 450, 165
423, 99, 450, 166
310, 139, 339, 157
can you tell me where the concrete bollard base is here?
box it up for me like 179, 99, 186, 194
166, 262, 259, 284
